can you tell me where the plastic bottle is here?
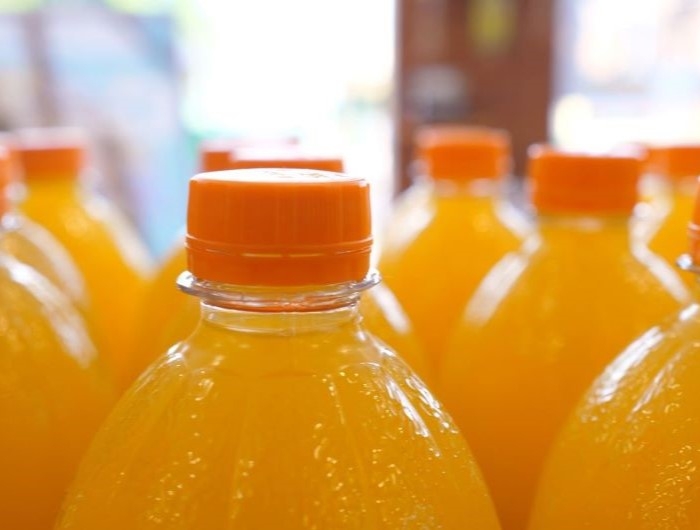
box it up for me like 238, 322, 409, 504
0, 134, 88, 309
529, 178, 700, 530
130, 149, 429, 384
438, 146, 689, 530
378, 125, 528, 368
56, 168, 501, 530
15, 128, 153, 387
647, 145, 700, 283
0, 147, 114, 530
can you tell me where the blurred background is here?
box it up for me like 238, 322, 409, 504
1, 0, 698, 256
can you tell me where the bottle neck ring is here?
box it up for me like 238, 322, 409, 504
177, 270, 380, 312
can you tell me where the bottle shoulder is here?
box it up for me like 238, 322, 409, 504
577, 302, 700, 417
0, 215, 88, 307
0, 255, 104, 380
380, 192, 524, 267
459, 237, 686, 333
179, 317, 390, 374
23, 188, 154, 276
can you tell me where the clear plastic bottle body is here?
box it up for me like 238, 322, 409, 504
20, 178, 153, 386
0, 254, 114, 530
379, 178, 528, 369
529, 261, 700, 530
57, 275, 500, 530
130, 242, 431, 385
438, 215, 689, 530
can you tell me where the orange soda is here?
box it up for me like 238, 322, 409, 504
15, 128, 153, 387
378, 125, 529, 368
529, 178, 700, 529
130, 147, 428, 384
56, 168, 500, 529
0, 146, 114, 530
438, 146, 689, 529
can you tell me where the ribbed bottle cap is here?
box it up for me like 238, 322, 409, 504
686, 178, 700, 263
229, 148, 343, 172
198, 138, 301, 172
15, 127, 85, 181
415, 125, 511, 181
198, 139, 236, 172
652, 145, 700, 179
529, 145, 641, 215
186, 168, 372, 286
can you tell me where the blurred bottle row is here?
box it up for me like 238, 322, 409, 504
1, 124, 700, 529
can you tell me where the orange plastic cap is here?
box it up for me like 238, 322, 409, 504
651, 145, 700, 179
199, 139, 237, 172
186, 168, 372, 286
198, 137, 301, 172
0, 132, 19, 183
529, 145, 642, 215
687, 178, 700, 263
229, 148, 344, 172
0, 146, 10, 215
416, 125, 511, 181
15, 127, 85, 181
633, 144, 667, 175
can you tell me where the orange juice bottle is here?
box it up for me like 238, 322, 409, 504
438, 146, 690, 530
0, 255, 114, 530
378, 125, 528, 368
131, 148, 428, 384
0, 149, 114, 530
529, 179, 700, 530
15, 128, 153, 387
0, 135, 88, 309
56, 168, 500, 529
647, 145, 700, 282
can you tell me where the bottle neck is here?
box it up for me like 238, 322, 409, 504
535, 212, 635, 248
24, 176, 80, 193
421, 176, 504, 198
198, 301, 362, 334
177, 271, 379, 333
536, 212, 633, 230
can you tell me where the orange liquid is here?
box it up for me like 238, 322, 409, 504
438, 216, 689, 530
130, 243, 431, 384
57, 298, 500, 529
0, 212, 87, 309
649, 177, 695, 281
379, 180, 527, 368
0, 254, 114, 530
530, 290, 700, 529
20, 179, 153, 386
